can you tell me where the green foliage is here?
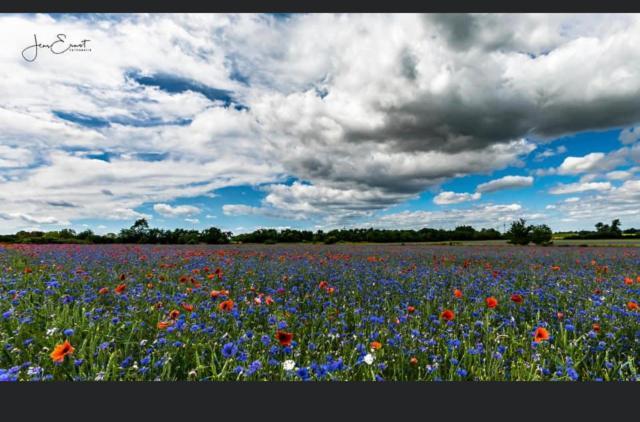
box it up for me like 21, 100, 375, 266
531, 224, 553, 245
506, 219, 532, 245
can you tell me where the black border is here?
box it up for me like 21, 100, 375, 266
1, 1, 640, 13
2, 2, 640, 419
1, 381, 638, 418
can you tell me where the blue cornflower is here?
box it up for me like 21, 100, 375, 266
63, 328, 74, 337
457, 368, 468, 377
222, 342, 238, 359
567, 367, 579, 381
260, 334, 271, 346
296, 367, 311, 380
246, 360, 262, 376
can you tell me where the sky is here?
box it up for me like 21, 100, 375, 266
1, 13, 640, 235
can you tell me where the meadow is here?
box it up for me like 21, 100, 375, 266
1, 242, 639, 381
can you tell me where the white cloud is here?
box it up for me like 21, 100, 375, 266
368, 203, 524, 230
549, 181, 612, 194
534, 145, 567, 161
184, 218, 200, 224
0, 145, 35, 168
606, 170, 634, 180
2, 14, 640, 231
476, 175, 534, 193
557, 153, 607, 175
619, 126, 640, 144
433, 191, 482, 205
154, 203, 201, 217
554, 179, 640, 228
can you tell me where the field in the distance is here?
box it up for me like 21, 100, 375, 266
1, 243, 639, 381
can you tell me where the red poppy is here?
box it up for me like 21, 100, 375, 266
510, 294, 523, 304
592, 323, 601, 332
114, 284, 126, 294
533, 327, 550, 343
218, 299, 234, 312
98, 287, 109, 295
319, 281, 329, 289
627, 301, 639, 311
326, 287, 335, 295
275, 331, 294, 346
407, 305, 416, 314
157, 320, 173, 330
454, 289, 463, 298
181, 303, 194, 312
265, 295, 274, 305
409, 357, 418, 366
50, 340, 75, 363
556, 312, 564, 321
485, 296, 498, 309
169, 310, 180, 320
370, 341, 382, 350
119, 273, 126, 281
440, 309, 455, 321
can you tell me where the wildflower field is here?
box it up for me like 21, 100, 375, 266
1, 243, 639, 381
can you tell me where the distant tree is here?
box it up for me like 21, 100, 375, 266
531, 224, 553, 245
200, 227, 231, 244
506, 218, 532, 245
610, 219, 622, 237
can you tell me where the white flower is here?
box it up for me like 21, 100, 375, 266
46, 327, 57, 336
283, 360, 296, 371
94, 372, 105, 381
363, 353, 374, 365
139, 339, 148, 346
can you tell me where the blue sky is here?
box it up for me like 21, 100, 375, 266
1, 13, 640, 234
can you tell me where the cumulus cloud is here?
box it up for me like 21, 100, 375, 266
2, 13, 640, 231
619, 126, 640, 144
476, 175, 534, 193
534, 145, 567, 161
433, 191, 481, 205
153, 203, 201, 217
367, 203, 524, 230
553, 179, 640, 228
549, 181, 612, 194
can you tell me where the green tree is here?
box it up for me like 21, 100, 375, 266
531, 224, 553, 245
506, 218, 532, 245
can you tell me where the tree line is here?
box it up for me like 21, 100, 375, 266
0, 217, 637, 245
559, 219, 640, 240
